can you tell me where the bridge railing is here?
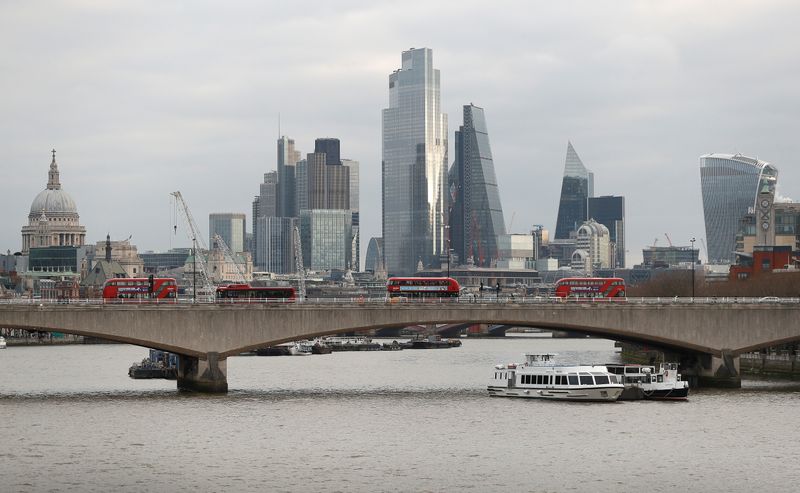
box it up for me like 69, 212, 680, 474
0, 296, 798, 306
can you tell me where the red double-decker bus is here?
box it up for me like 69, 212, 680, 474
554, 277, 625, 299
102, 277, 178, 300
386, 277, 461, 298
216, 284, 296, 302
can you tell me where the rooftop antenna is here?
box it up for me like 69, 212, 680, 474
278, 112, 281, 139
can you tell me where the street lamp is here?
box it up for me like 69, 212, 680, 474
690, 237, 696, 299
444, 225, 451, 278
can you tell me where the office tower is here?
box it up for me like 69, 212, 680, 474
382, 47, 448, 275
277, 136, 300, 218
342, 159, 360, 271
447, 104, 506, 267
554, 142, 594, 240
252, 171, 278, 267
300, 209, 352, 270
573, 219, 611, 273
209, 213, 246, 253
588, 195, 625, 268
303, 151, 350, 210
314, 138, 341, 165
295, 158, 308, 213
254, 216, 298, 274
700, 153, 776, 264
365, 237, 384, 273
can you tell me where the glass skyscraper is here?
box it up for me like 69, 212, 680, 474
554, 142, 594, 240
209, 213, 246, 253
277, 136, 300, 218
300, 209, 352, 271
588, 195, 625, 268
701, 153, 776, 264
254, 216, 297, 274
382, 48, 448, 275
448, 104, 506, 267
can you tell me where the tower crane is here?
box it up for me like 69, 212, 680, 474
293, 225, 306, 302
212, 234, 247, 285
170, 191, 215, 301
664, 233, 674, 247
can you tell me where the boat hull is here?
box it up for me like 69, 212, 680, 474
487, 385, 622, 402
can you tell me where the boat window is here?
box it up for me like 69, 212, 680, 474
594, 375, 610, 385
625, 367, 639, 374
579, 374, 594, 385
657, 375, 663, 383
568, 374, 578, 385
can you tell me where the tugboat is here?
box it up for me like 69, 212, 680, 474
488, 353, 623, 402
605, 363, 689, 400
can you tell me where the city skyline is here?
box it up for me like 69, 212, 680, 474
2, 2, 799, 266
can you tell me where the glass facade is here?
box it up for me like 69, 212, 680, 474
314, 138, 341, 165
700, 153, 772, 264
277, 136, 300, 218
209, 213, 246, 253
382, 48, 448, 275
254, 216, 297, 273
300, 210, 352, 271
588, 195, 625, 268
448, 104, 506, 267
555, 142, 594, 240
365, 237, 383, 273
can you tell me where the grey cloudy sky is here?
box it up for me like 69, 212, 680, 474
2, 0, 798, 266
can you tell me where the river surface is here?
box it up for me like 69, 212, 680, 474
2, 336, 800, 492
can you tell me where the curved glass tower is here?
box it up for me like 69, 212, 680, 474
448, 104, 506, 267
700, 153, 777, 264
554, 142, 594, 239
382, 48, 448, 275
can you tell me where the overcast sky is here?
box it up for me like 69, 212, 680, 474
2, 0, 798, 266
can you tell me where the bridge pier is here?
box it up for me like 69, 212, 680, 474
177, 352, 228, 393
697, 349, 741, 388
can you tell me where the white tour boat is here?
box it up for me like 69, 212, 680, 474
488, 353, 623, 402
288, 341, 313, 356
0, 336, 6, 349
605, 363, 689, 400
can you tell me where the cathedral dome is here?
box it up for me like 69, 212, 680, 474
27, 151, 79, 216
29, 188, 78, 215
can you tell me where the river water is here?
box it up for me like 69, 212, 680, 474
2, 336, 800, 492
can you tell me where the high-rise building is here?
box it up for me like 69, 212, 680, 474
365, 237, 384, 274
209, 213, 246, 253
342, 159, 360, 271
304, 151, 350, 211
251, 171, 278, 260
700, 153, 776, 264
588, 195, 625, 268
314, 138, 341, 166
254, 216, 298, 273
554, 142, 594, 240
382, 47, 448, 275
448, 104, 506, 268
572, 219, 611, 273
300, 209, 352, 271
277, 136, 300, 218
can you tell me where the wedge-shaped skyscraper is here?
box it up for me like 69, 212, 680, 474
700, 153, 777, 264
382, 48, 448, 275
448, 104, 506, 267
554, 142, 594, 240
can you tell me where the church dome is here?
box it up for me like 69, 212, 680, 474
30, 188, 78, 215
28, 151, 79, 216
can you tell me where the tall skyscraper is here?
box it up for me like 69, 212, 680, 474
382, 47, 448, 275
254, 216, 298, 274
447, 104, 506, 267
209, 213, 246, 253
588, 195, 625, 268
700, 153, 777, 264
342, 159, 360, 271
277, 136, 300, 218
300, 209, 352, 270
304, 151, 350, 210
554, 142, 594, 240
314, 138, 341, 165
252, 171, 278, 267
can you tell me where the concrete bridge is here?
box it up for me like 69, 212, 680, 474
1, 299, 798, 392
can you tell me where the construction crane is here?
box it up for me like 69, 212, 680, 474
664, 233, 674, 247
652, 237, 659, 248
212, 234, 247, 285
293, 225, 306, 302
508, 211, 516, 232
170, 191, 215, 301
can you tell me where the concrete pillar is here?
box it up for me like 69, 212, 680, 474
176, 352, 228, 393
698, 349, 741, 388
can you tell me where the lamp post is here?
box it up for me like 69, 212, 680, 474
690, 237, 696, 299
444, 224, 451, 279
